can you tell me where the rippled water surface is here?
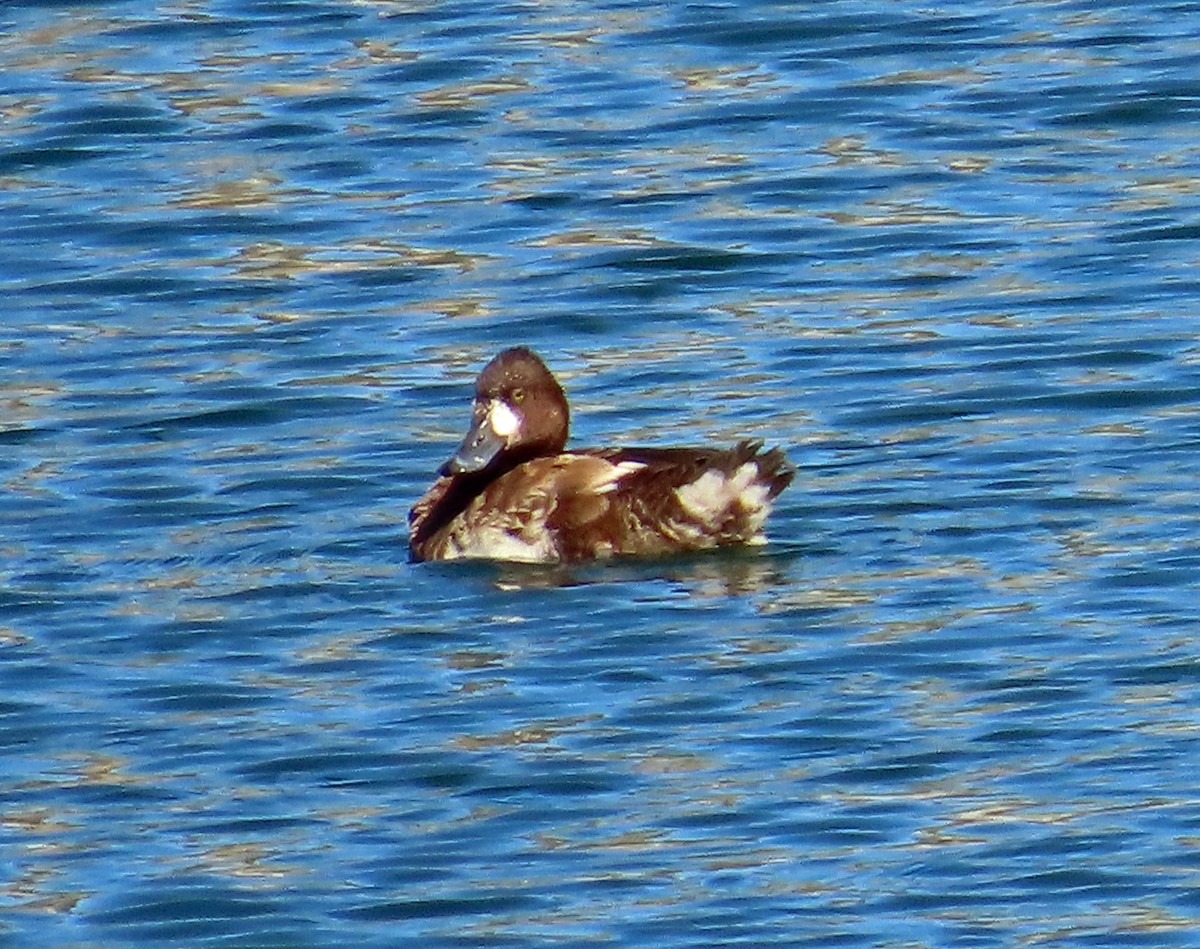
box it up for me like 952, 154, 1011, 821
3, 1, 1200, 946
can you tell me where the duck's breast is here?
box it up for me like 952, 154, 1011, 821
431, 454, 640, 562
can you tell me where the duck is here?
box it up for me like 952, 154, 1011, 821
408, 347, 794, 563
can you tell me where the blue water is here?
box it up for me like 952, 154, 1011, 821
2, 1, 1200, 946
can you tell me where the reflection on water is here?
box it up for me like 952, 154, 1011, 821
2, 1, 1200, 947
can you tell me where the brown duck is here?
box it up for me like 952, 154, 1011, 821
409, 348, 794, 563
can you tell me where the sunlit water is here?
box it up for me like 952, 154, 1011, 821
2, 2, 1199, 946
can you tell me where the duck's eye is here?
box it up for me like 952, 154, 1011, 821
511, 388, 525, 404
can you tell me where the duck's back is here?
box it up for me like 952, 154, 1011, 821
410, 440, 792, 563
571, 441, 793, 559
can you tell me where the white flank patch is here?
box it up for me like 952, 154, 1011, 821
448, 525, 554, 563
675, 462, 770, 523
593, 460, 646, 494
488, 399, 521, 437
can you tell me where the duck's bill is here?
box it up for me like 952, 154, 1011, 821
441, 413, 505, 475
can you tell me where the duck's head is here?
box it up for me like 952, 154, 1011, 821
441, 347, 570, 476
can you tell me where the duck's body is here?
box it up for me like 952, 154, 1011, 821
408, 348, 793, 564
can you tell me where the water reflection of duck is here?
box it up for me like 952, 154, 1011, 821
409, 347, 794, 563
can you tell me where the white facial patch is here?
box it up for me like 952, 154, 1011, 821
487, 399, 521, 438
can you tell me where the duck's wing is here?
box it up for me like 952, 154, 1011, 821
569, 440, 795, 556
587, 441, 794, 500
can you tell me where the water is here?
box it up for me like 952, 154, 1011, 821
2, 1, 1199, 946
